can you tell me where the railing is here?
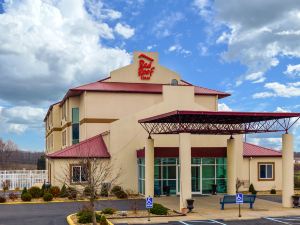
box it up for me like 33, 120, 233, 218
0, 170, 48, 190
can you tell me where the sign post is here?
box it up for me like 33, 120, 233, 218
236, 193, 243, 217
146, 196, 153, 221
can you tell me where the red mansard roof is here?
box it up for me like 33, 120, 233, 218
46, 134, 110, 159
243, 142, 281, 157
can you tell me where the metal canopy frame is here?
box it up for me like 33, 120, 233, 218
138, 110, 300, 135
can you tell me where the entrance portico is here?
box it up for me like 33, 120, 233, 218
139, 110, 300, 210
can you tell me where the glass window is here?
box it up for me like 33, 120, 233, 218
202, 165, 215, 179
216, 179, 227, 193
72, 108, 79, 145
216, 164, 227, 179
259, 163, 274, 180
163, 166, 176, 179
202, 158, 215, 164
72, 108, 79, 123
71, 164, 88, 183
216, 158, 227, 164
192, 158, 201, 164
202, 179, 214, 194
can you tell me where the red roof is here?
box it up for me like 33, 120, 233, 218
243, 142, 281, 157
46, 134, 110, 159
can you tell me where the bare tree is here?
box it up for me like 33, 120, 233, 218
55, 144, 120, 225
0, 139, 18, 168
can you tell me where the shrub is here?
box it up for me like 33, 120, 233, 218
150, 203, 168, 215
29, 186, 42, 198
60, 184, 68, 198
14, 187, 20, 192
21, 193, 32, 202
100, 184, 109, 197
43, 193, 53, 201
0, 196, 6, 203
270, 189, 276, 194
99, 215, 108, 225
115, 190, 128, 199
67, 187, 77, 200
101, 208, 116, 215
249, 183, 257, 195
50, 186, 60, 197
9, 192, 18, 201
111, 185, 122, 195
83, 186, 92, 196
21, 187, 28, 195
77, 209, 101, 223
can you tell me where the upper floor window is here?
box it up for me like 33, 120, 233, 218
62, 130, 66, 146
62, 102, 67, 120
72, 108, 79, 145
258, 162, 274, 181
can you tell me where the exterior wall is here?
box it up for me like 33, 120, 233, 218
240, 157, 282, 191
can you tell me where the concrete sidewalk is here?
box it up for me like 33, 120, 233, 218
110, 195, 300, 224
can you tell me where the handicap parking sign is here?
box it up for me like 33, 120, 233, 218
146, 196, 153, 209
236, 193, 243, 204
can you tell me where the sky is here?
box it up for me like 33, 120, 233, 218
0, 0, 300, 152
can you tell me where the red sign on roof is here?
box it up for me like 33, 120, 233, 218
138, 54, 155, 80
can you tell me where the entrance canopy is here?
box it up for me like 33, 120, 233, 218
138, 110, 300, 135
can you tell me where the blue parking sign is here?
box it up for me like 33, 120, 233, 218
146, 196, 153, 209
236, 193, 243, 204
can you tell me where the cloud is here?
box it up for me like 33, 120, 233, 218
245, 71, 265, 83
167, 44, 191, 57
203, 0, 300, 84
0, 0, 132, 106
84, 0, 122, 20
285, 64, 300, 76
253, 82, 300, 98
114, 23, 135, 39
0, 106, 46, 134
153, 12, 184, 38
146, 44, 157, 50
247, 137, 282, 150
218, 103, 232, 111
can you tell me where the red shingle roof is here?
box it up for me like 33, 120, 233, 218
243, 142, 281, 157
46, 134, 110, 159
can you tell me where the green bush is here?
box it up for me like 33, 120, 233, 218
111, 185, 122, 195
0, 196, 6, 203
99, 215, 108, 225
77, 210, 101, 223
101, 208, 116, 215
43, 193, 53, 201
8, 192, 18, 201
115, 190, 128, 199
60, 184, 68, 198
21, 193, 32, 202
21, 187, 28, 195
100, 184, 109, 197
50, 186, 60, 197
67, 187, 77, 200
270, 189, 276, 194
83, 186, 93, 197
150, 203, 168, 215
249, 183, 257, 195
29, 186, 42, 198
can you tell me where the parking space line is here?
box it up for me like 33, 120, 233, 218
209, 220, 227, 225
179, 221, 190, 225
265, 217, 291, 224
179, 220, 227, 225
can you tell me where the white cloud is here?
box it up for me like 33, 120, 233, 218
201, 0, 300, 84
84, 0, 122, 20
167, 44, 191, 57
114, 23, 135, 39
285, 64, 300, 76
275, 107, 291, 113
153, 12, 184, 38
247, 137, 282, 150
0, 0, 132, 105
253, 82, 300, 98
245, 71, 265, 83
146, 44, 157, 50
218, 103, 232, 111
0, 106, 46, 134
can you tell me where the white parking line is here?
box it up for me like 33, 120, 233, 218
179, 220, 227, 225
210, 220, 227, 225
265, 217, 292, 225
179, 221, 190, 225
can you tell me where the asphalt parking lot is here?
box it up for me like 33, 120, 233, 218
115, 216, 300, 225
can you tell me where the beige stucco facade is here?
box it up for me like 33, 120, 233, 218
45, 51, 292, 208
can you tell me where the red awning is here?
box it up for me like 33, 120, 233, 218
139, 110, 300, 135
46, 134, 110, 159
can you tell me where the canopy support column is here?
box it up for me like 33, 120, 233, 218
282, 133, 294, 207
145, 137, 154, 198
179, 133, 192, 211
227, 137, 237, 194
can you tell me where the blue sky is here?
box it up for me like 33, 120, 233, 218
0, 0, 300, 151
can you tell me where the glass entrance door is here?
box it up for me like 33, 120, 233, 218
192, 166, 201, 193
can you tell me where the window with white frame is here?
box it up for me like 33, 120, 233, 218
258, 162, 274, 180
71, 164, 88, 183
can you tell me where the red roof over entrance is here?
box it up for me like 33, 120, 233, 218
46, 134, 110, 159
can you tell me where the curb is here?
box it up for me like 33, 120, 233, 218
66, 212, 114, 225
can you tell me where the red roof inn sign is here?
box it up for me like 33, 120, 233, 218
138, 54, 155, 80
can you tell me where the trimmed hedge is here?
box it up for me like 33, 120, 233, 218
59, 184, 68, 198
43, 193, 53, 201
150, 203, 168, 215
111, 185, 128, 199
0, 196, 6, 203
101, 208, 116, 215
77, 210, 101, 224
29, 186, 42, 198
50, 186, 60, 197
21, 193, 32, 202
8, 192, 18, 201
